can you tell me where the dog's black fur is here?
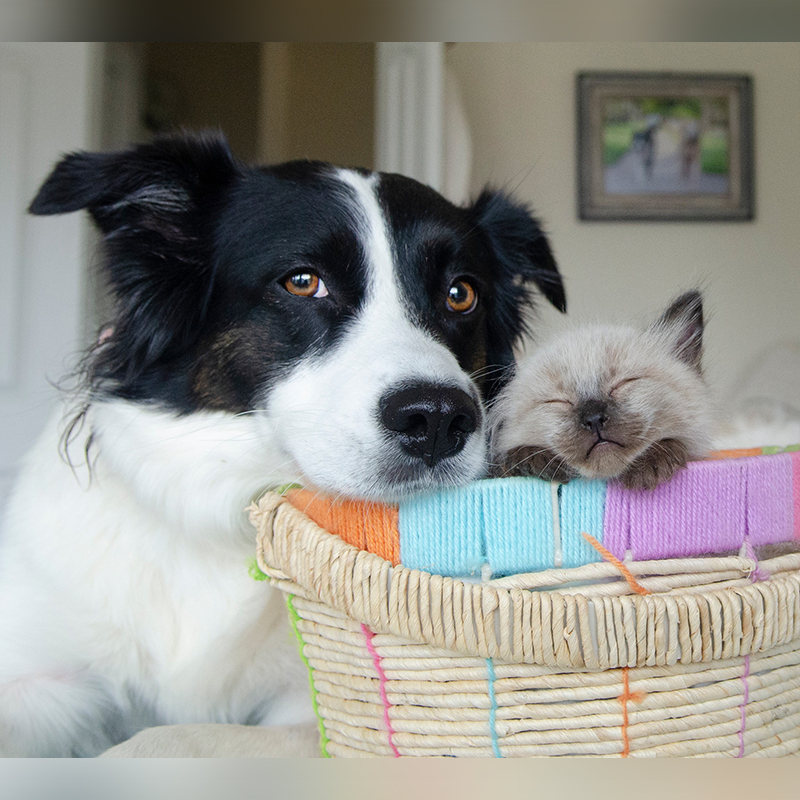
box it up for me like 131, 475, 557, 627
30, 133, 565, 414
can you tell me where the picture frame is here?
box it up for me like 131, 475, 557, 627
577, 72, 754, 221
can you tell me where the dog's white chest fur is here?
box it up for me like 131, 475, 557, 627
0, 404, 312, 754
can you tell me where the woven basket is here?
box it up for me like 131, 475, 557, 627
252, 492, 800, 757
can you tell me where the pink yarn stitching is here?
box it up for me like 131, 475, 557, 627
791, 451, 800, 540
362, 623, 401, 757
738, 654, 750, 757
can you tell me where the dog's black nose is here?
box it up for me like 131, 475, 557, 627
379, 383, 479, 468
578, 399, 609, 435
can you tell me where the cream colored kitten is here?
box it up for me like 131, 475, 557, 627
490, 291, 714, 490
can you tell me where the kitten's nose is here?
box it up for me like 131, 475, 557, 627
380, 383, 479, 468
578, 399, 609, 435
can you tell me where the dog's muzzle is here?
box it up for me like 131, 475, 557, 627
379, 382, 479, 468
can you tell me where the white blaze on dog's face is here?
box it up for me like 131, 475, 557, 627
29, 134, 566, 501
265, 170, 486, 499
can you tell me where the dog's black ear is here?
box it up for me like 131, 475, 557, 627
29, 132, 238, 393
469, 189, 566, 398
651, 290, 704, 372
470, 189, 566, 314
29, 131, 237, 229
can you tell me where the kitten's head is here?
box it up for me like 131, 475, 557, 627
492, 291, 713, 479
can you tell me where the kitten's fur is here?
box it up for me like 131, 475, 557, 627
490, 291, 714, 489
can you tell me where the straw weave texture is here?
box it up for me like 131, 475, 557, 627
252, 492, 800, 757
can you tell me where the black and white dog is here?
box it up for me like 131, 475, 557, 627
0, 133, 564, 756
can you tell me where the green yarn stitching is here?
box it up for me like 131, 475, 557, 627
275, 482, 303, 495
286, 594, 331, 757
246, 557, 268, 582
247, 481, 302, 582
763, 444, 800, 455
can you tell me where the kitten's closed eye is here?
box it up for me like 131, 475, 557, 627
609, 376, 644, 396
490, 291, 712, 489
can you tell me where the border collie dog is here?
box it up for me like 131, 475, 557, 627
0, 133, 564, 756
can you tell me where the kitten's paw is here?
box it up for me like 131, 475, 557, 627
492, 446, 578, 483
619, 438, 689, 490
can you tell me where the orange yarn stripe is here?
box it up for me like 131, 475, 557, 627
618, 667, 647, 758
706, 447, 763, 460
620, 668, 631, 757
286, 489, 400, 565
581, 532, 650, 596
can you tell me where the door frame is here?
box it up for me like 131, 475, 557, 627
375, 42, 446, 192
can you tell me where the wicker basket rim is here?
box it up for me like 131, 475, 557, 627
252, 492, 800, 668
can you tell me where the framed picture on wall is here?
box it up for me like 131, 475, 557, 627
577, 72, 754, 221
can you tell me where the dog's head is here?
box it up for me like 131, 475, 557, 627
30, 133, 565, 499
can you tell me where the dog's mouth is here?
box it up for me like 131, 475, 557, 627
281, 425, 487, 503
370, 450, 485, 500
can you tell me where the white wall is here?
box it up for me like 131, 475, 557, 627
0, 43, 102, 516
449, 43, 800, 407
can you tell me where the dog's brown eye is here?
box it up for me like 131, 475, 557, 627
446, 280, 477, 313
283, 272, 329, 298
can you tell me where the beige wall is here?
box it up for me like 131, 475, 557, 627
262, 43, 375, 170
448, 43, 800, 404
146, 43, 260, 162
143, 42, 374, 170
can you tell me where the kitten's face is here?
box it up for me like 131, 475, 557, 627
492, 322, 711, 480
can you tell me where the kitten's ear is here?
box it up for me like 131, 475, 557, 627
652, 290, 704, 371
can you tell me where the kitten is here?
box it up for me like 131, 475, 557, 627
490, 291, 714, 490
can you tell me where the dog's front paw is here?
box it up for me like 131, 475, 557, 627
491, 445, 578, 483
619, 438, 689, 490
